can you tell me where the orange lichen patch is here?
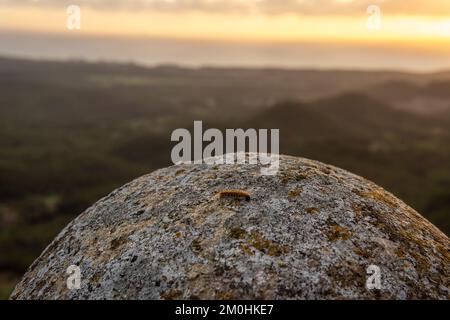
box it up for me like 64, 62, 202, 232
327, 262, 365, 289
306, 207, 319, 214
218, 189, 251, 201
279, 169, 310, 184
352, 204, 363, 218
357, 188, 398, 208
156, 175, 170, 182
160, 290, 183, 300
410, 251, 430, 274
228, 228, 288, 257
297, 172, 309, 180
436, 243, 450, 261
249, 231, 290, 257
138, 189, 174, 209
240, 244, 254, 256
398, 228, 432, 248
280, 175, 291, 184
216, 291, 235, 300
288, 188, 302, 199
82, 218, 157, 265
229, 228, 247, 240
328, 225, 351, 241
394, 247, 406, 259
354, 247, 371, 259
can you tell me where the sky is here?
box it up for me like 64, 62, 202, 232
0, 0, 449, 71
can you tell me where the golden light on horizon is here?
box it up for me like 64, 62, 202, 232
1, 2, 450, 72
0, 5, 449, 47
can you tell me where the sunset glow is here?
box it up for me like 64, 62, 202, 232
1, 4, 450, 43
0, 1, 449, 70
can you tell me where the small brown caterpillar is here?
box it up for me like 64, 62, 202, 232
218, 189, 251, 201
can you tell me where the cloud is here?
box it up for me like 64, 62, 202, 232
1, 0, 450, 16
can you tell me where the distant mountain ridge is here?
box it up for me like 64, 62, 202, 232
1, 56, 449, 298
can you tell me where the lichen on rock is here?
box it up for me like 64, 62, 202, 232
10, 154, 449, 300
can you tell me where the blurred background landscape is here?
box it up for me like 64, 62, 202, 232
1, 0, 450, 298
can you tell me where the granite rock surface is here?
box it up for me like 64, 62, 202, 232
11, 155, 449, 299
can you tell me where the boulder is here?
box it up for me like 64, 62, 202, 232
11, 155, 449, 299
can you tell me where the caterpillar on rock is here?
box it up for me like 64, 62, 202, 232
217, 189, 251, 201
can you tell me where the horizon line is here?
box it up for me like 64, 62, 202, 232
2, 53, 450, 75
